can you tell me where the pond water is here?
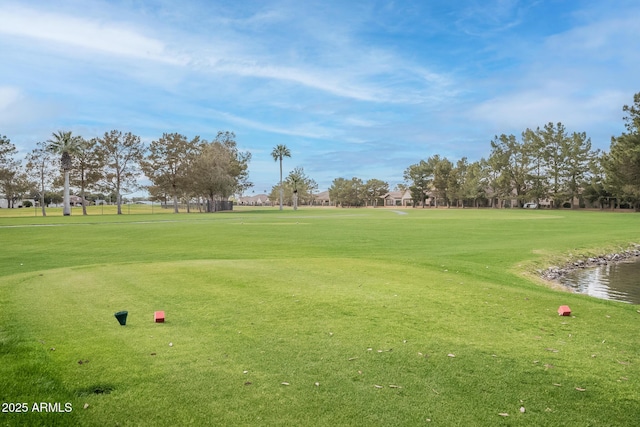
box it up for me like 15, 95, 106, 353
559, 259, 640, 304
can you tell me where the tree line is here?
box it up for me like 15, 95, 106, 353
401, 122, 594, 209
2, 92, 639, 214
326, 92, 640, 211
0, 130, 250, 215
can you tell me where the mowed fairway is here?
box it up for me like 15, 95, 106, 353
1, 208, 639, 426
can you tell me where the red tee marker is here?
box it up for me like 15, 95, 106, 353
154, 311, 165, 323
558, 305, 571, 316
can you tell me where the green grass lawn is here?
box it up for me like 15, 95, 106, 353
1, 207, 639, 426
0, 203, 186, 218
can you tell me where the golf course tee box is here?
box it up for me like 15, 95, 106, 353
1, 208, 639, 425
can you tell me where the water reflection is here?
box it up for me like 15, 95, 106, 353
560, 260, 640, 304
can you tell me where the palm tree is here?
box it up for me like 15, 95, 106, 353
271, 144, 291, 210
47, 131, 82, 216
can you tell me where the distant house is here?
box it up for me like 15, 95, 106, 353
69, 195, 90, 206
380, 190, 413, 207
236, 194, 271, 206
1, 198, 36, 209
313, 191, 331, 206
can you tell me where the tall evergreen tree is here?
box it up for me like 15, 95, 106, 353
25, 141, 57, 216
486, 141, 511, 208
522, 128, 548, 204
363, 178, 389, 207
605, 93, 640, 210
0, 135, 18, 170
403, 160, 432, 208
141, 133, 199, 213
192, 132, 251, 211
562, 132, 593, 208
489, 134, 531, 207
72, 138, 105, 215
98, 130, 144, 215
583, 150, 612, 209
538, 122, 569, 208
431, 156, 453, 207
461, 160, 488, 208
0, 135, 19, 207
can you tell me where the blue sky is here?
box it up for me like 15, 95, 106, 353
1, 0, 639, 195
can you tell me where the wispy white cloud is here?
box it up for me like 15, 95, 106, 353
455, 0, 527, 36
0, 86, 59, 137
210, 110, 336, 140
0, 5, 184, 64
1, 0, 638, 193
214, 62, 384, 102
0, 86, 21, 112
544, 14, 640, 63
465, 7, 640, 145
470, 89, 627, 133
0, 2, 455, 107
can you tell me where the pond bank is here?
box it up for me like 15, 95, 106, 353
539, 244, 640, 282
